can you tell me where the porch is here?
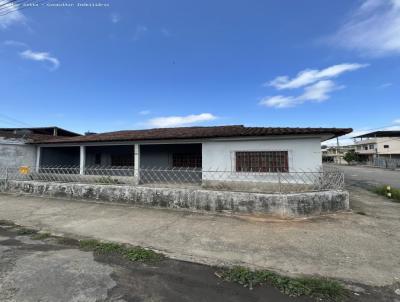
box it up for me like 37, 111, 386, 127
36, 143, 202, 185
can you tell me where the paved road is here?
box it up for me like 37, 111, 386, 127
1, 193, 400, 287
330, 164, 400, 189
0, 224, 312, 302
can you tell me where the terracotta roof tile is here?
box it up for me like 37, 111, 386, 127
34, 125, 352, 144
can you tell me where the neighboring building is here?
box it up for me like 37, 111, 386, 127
353, 131, 400, 161
322, 145, 355, 164
0, 127, 80, 167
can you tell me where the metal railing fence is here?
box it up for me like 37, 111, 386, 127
368, 157, 400, 169
0, 165, 345, 194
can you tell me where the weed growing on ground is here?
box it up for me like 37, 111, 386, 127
217, 266, 348, 301
32, 233, 51, 240
94, 176, 121, 184
55, 236, 80, 246
79, 239, 164, 263
16, 228, 37, 235
372, 185, 400, 202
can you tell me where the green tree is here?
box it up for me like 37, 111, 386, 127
343, 150, 359, 163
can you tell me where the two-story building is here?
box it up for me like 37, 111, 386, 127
322, 145, 355, 164
353, 131, 400, 162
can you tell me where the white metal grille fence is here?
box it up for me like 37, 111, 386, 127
0, 165, 344, 194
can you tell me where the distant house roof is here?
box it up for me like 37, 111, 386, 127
34, 125, 352, 144
0, 130, 55, 142
0, 127, 81, 137
353, 131, 400, 138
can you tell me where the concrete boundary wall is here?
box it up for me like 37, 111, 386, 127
0, 180, 349, 217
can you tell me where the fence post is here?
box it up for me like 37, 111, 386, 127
342, 171, 345, 190
5, 167, 8, 188
278, 171, 282, 193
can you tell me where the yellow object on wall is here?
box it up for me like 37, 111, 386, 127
19, 166, 30, 175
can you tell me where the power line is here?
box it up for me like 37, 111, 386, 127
335, 123, 400, 141
0, 113, 57, 138
0, 113, 31, 127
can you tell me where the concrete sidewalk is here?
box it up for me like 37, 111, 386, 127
0, 189, 399, 287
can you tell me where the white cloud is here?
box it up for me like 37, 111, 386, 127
133, 25, 148, 41
262, 63, 367, 108
260, 80, 342, 108
147, 113, 217, 128
378, 82, 393, 88
20, 50, 60, 70
385, 125, 400, 130
267, 63, 368, 90
394, 119, 400, 124
110, 13, 120, 24
3, 40, 27, 47
298, 80, 342, 102
0, 2, 26, 29
330, 0, 400, 57
139, 110, 151, 115
259, 95, 296, 108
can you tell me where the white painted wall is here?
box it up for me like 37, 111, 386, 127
0, 139, 37, 167
202, 137, 322, 171
202, 137, 322, 184
377, 137, 400, 155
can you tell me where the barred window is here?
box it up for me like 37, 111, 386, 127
172, 153, 202, 168
235, 151, 289, 172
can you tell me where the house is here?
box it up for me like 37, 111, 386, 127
26, 125, 352, 186
322, 145, 355, 164
0, 125, 352, 215
353, 131, 400, 161
0, 127, 80, 167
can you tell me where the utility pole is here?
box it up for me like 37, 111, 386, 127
336, 137, 341, 165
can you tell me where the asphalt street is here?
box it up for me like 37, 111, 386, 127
330, 164, 400, 189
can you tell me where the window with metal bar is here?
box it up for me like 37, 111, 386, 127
235, 151, 289, 172
172, 153, 202, 168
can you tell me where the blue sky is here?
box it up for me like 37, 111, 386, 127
0, 0, 399, 144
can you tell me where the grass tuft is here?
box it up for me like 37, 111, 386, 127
55, 236, 80, 246
372, 185, 400, 202
217, 266, 348, 301
79, 239, 163, 263
32, 233, 51, 240
16, 228, 37, 235
94, 176, 121, 184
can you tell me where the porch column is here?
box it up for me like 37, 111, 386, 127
134, 144, 140, 184
35, 146, 41, 172
79, 145, 86, 175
